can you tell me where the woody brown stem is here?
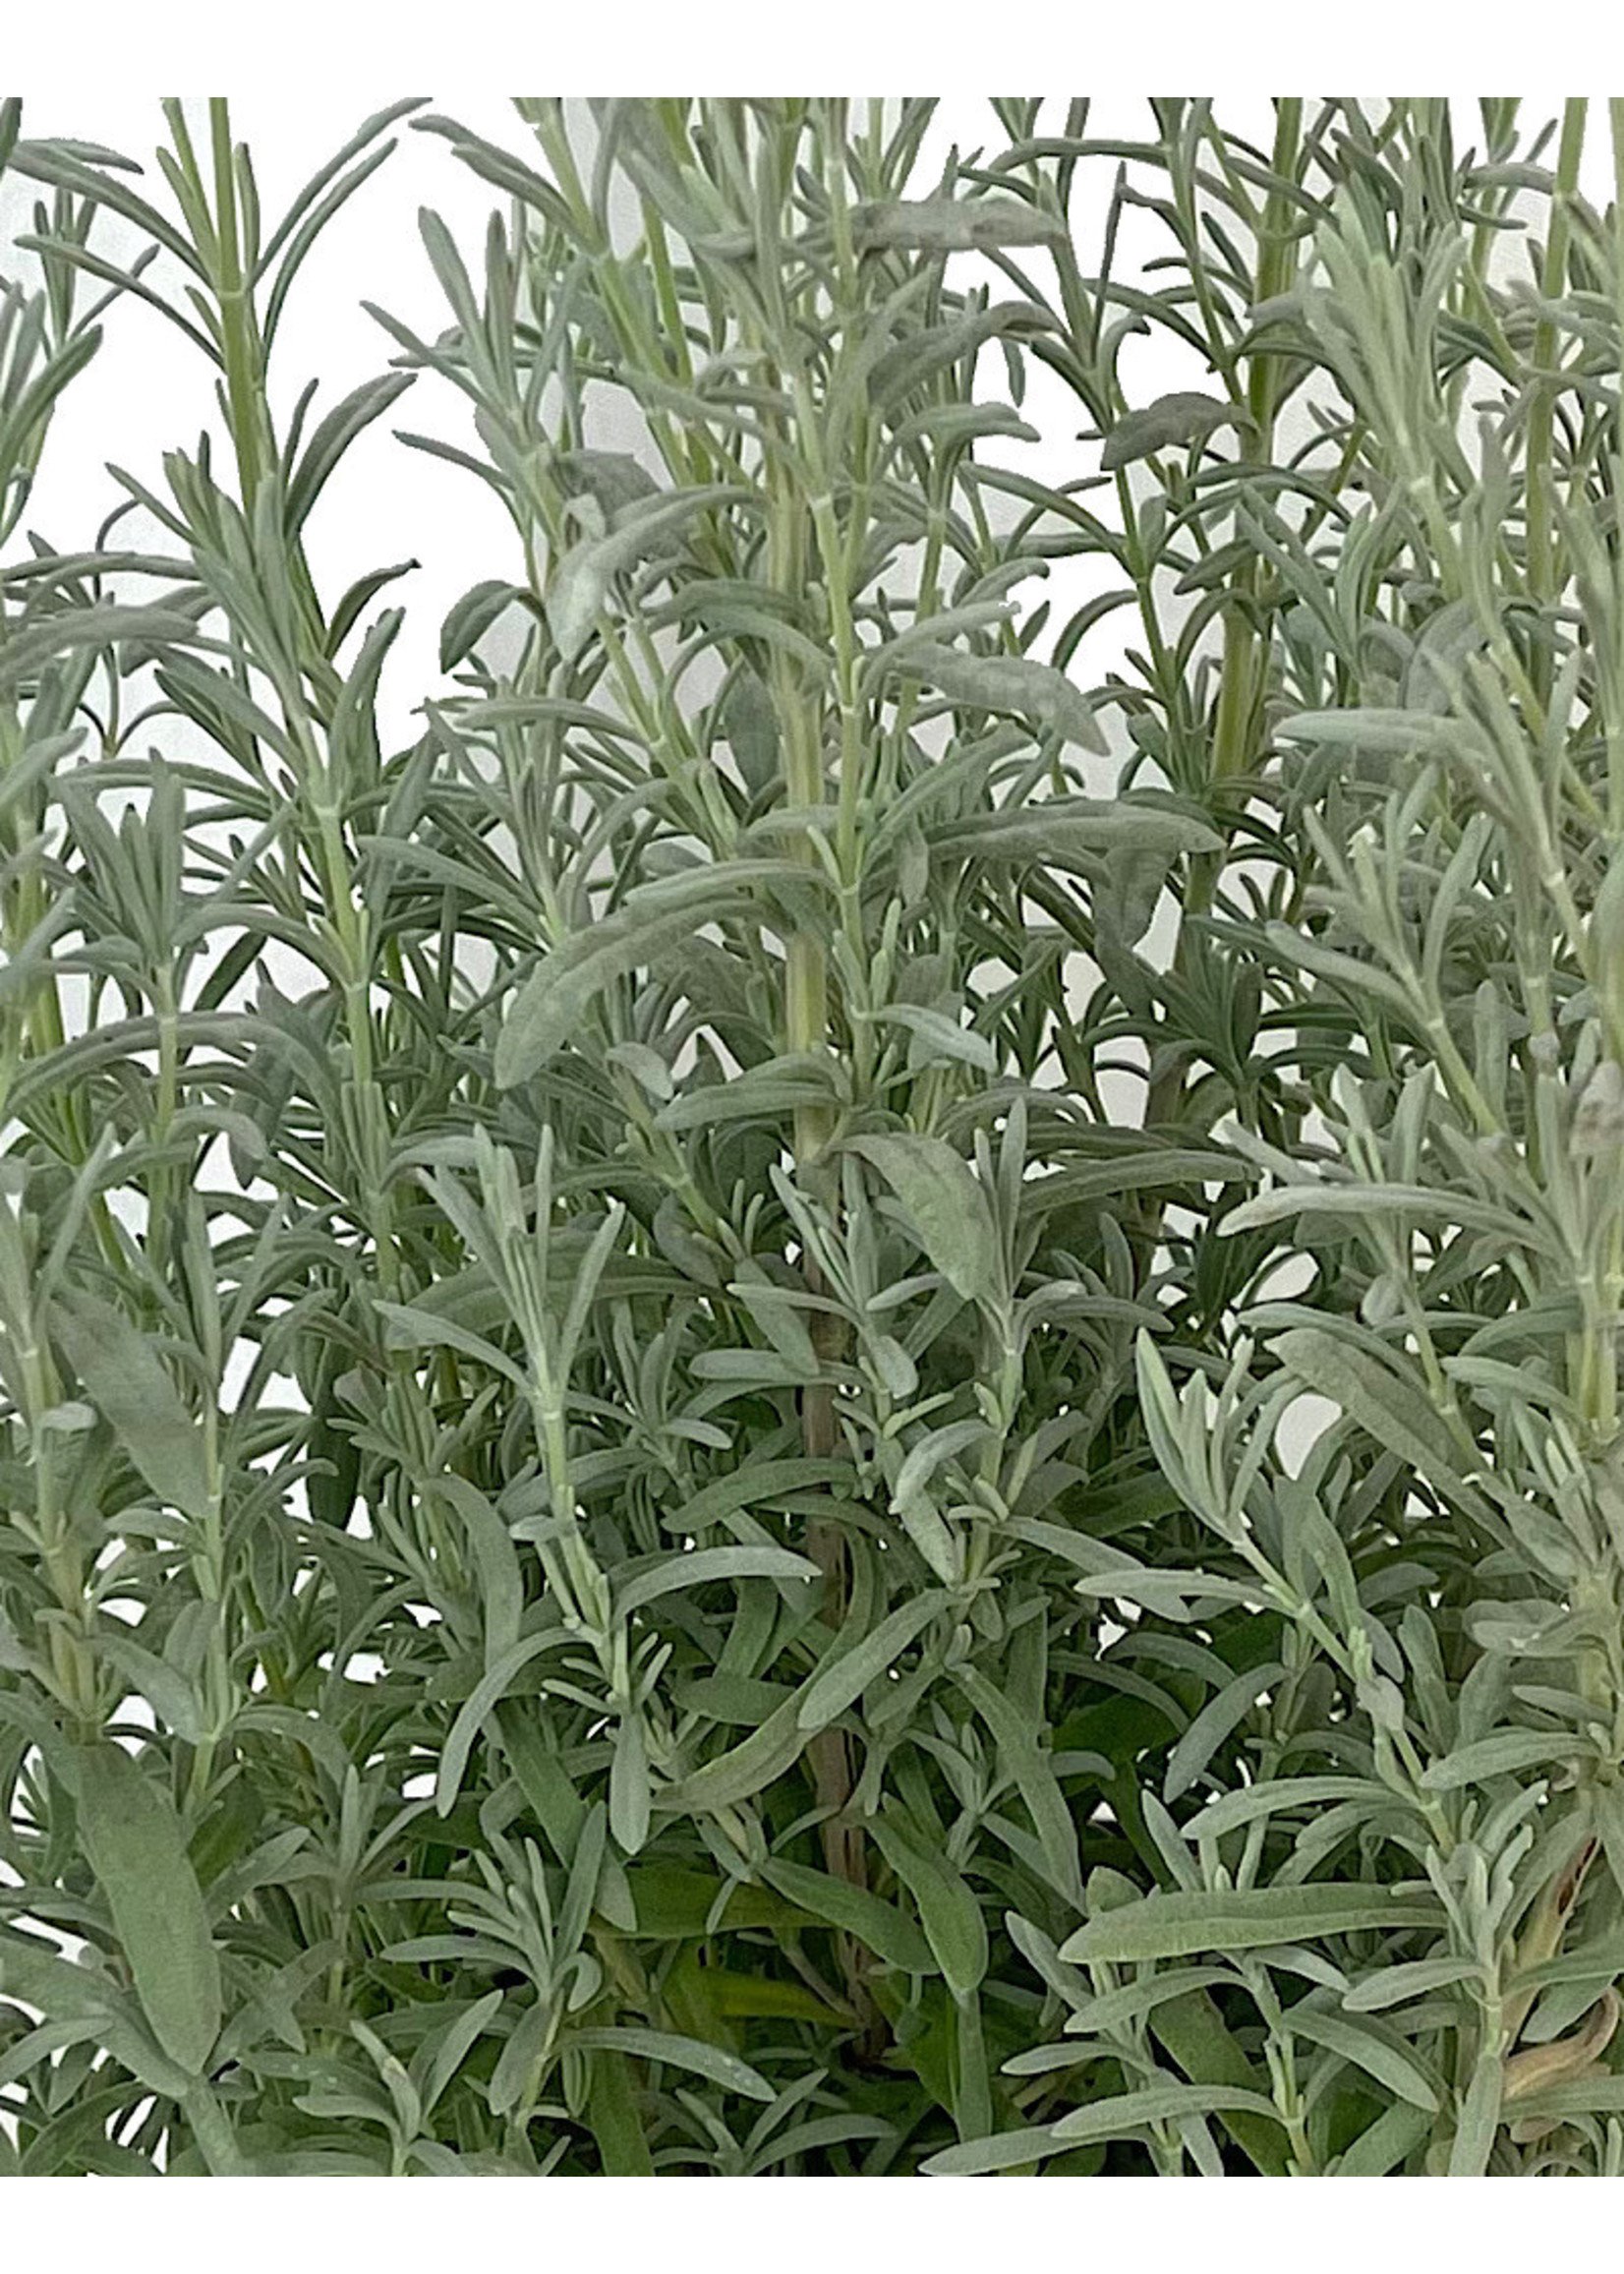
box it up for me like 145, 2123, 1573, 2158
800, 1255, 886, 2052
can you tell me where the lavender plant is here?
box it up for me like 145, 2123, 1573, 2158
1, 94, 1620, 2180
937, 96, 1624, 2179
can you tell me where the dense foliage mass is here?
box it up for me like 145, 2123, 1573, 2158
2, 93, 1623, 2175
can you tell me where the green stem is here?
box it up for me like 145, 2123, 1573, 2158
1526, 97, 1587, 708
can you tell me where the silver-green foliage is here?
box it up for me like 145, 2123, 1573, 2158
1, 93, 1621, 2179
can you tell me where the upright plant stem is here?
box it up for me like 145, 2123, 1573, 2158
1204, 97, 1302, 887
1135, 99, 1301, 1223
1526, 98, 1587, 709
765, 363, 876, 2042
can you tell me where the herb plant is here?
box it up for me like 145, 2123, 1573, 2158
1, 94, 1622, 2179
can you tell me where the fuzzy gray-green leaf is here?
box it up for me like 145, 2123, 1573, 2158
75, 1742, 221, 2075
1100, 390, 1252, 471
845, 1133, 1000, 1304
52, 1292, 212, 1525
1060, 1885, 1441, 1964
